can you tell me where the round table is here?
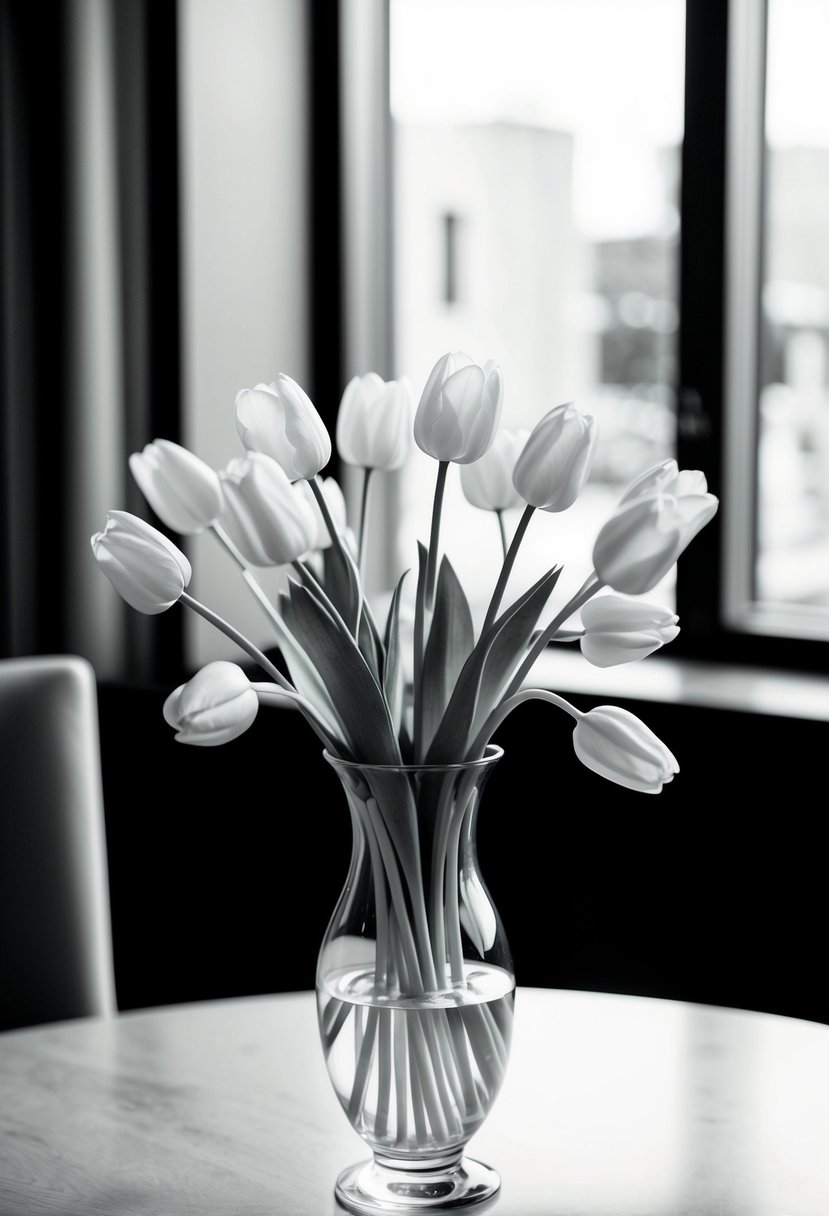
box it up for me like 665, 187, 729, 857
0, 987, 826, 1215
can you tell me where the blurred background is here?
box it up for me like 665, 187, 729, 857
2, 0, 827, 1026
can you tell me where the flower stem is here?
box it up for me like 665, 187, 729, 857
180, 597, 345, 752
480, 503, 536, 637
309, 475, 361, 624
412, 460, 450, 761
309, 474, 355, 581
179, 592, 292, 689
211, 522, 287, 636
251, 683, 346, 758
358, 467, 374, 578
424, 460, 449, 611
290, 559, 360, 644
466, 686, 582, 760
210, 521, 247, 570
500, 573, 603, 701
495, 509, 508, 560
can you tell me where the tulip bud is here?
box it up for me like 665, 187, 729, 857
414, 351, 503, 464
336, 373, 414, 471
235, 373, 332, 480
593, 482, 718, 595
91, 510, 191, 614
460, 428, 529, 512
573, 704, 679, 793
129, 438, 224, 534
163, 661, 258, 746
219, 453, 319, 567
580, 594, 680, 667
512, 402, 597, 512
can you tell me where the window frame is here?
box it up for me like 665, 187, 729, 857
676, 0, 829, 673
334, 0, 829, 676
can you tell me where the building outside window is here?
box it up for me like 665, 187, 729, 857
387, 0, 684, 630
338, 0, 829, 672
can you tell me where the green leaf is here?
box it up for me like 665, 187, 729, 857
425, 564, 562, 763
287, 582, 401, 764
420, 555, 475, 755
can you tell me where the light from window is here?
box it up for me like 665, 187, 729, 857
390, 0, 686, 629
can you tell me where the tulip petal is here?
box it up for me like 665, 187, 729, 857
441, 364, 486, 419
619, 458, 678, 504
460, 366, 503, 464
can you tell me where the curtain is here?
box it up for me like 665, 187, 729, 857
1, 0, 343, 683
1, 0, 182, 683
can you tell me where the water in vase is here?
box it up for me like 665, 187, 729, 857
317, 962, 515, 1156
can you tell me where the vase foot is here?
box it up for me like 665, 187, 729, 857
335, 1152, 501, 1213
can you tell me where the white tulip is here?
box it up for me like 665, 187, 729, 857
512, 402, 597, 512
414, 351, 503, 464
91, 511, 191, 614
235, 374, 331, 480
593, 486, 718, 595
163, 661, 258, 746
580, 595, 680, 667
618, 458, 718, 550
336, 373, 414, 470
219, 453, 319, 567
129, 439, 223, 534
460, 428, 529, 512
573, 704, 679, 793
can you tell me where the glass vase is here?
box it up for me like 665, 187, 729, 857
316, 745, 514, 1214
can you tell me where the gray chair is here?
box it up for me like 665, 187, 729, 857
0, 655, 116, 1030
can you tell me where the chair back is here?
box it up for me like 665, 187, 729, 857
0, 655, 116, 1030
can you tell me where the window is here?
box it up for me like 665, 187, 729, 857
340, 0, 829, 673
724, 0, 829, 645
389, 0, 684, 629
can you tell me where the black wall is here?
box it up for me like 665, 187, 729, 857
98, 677, 829, 1026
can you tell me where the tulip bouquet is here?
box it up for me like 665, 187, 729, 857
92, 352, 717, 788
91, 352, 717, 1188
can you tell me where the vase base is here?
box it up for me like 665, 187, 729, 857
335, 1153, 501, 1213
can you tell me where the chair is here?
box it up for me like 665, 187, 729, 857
0, 655, 116, 1031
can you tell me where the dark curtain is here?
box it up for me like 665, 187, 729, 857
0, 0, 182, 684
0, 0, 343, 686
1, 0, 71, 661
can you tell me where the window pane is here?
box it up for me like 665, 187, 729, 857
390, 0, 685, 625
758, 0, 829, 620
